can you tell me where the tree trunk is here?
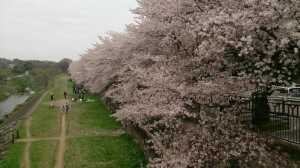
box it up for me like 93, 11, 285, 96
252, 92, 270, 126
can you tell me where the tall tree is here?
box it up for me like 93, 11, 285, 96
58, 58, 72, 73
14, 76, 32, 92
69, 0, 300, 167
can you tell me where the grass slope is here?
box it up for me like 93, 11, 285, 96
0, 76, 147, 167
0, 143, 25, 168
64, 134, 147, 168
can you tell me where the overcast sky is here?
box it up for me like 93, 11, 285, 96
0, 0, 138, 62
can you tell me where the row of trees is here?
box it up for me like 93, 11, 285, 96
0, 58, 72, 99
69, 0, 300, 167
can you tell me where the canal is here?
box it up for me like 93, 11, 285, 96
0, 94, 30, 118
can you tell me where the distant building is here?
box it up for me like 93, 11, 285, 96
8, 64, 16, 69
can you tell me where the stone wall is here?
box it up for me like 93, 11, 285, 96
0, 92, 43, 161
123, 123, 159, 159
0, 121, 18, 161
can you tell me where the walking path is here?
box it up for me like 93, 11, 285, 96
15, 77, 128, 168
23, 91, 50, 168
55, 111, 65, 168
19, 99, 125, 168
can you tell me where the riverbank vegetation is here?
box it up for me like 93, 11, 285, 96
0, 58, 72, 101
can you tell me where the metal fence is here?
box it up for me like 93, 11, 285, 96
237, 99, 300, 145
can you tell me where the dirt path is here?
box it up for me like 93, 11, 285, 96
24, 118, 31, 168
18, 93, 125, 168
23, 91, 50, 168
55, 112, 66, 168
17, 97, 125, 168
15, 78, 128, 167
16, 130, 125, 143
16, 137, 60, 143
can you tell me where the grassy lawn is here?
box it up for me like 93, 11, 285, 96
17, 119, 26, 139
30, 76, 67, 138
66, 93, 121, 136
0, 143, 25, 168
0, 76, 147, 167
30, 104, 61, 138
64, 134, 147, 168
51, 76, 68, 100
30, 140, 58, 168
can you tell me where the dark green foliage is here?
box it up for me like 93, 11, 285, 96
0, 70, 8, 82
14, 76, 32, 92
58, 58, 72, 73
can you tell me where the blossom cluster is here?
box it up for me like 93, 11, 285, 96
69, 0, 300, 167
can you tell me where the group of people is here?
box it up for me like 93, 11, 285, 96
73, 84, 85, 94
61, 103, 70, 114
49, 82, 87, 113
72, 84, 86, 101
49, 90, 70, 114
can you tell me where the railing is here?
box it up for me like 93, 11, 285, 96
237, 99, 300, 145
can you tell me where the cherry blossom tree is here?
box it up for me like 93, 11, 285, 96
132, 0, 300, 123
69, 0, 300, 167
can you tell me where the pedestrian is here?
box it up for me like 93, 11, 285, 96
64, 90, 67, 99
50, 92, 54, 108
65, 103, 70, 114
61, 105, 65, 113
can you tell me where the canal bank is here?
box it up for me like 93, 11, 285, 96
0, 91, 43, 126
0, 91, 44, 161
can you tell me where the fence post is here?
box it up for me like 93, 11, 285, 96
282, 99, 285, 114
16, 130, 19, 139
11, 134, 14, 143
251, 94, 255, 126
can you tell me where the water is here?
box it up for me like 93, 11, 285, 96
0, 94, 30, 118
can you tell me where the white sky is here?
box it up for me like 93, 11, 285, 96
0, 0, 138, 62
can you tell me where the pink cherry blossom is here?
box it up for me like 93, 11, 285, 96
69, 0, 300, 167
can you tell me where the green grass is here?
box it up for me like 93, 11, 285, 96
17, 119, 26, 139
30, 77, 67, 137
51, 77, 68, 100
1, 76, 147, 167
66, 93, 121, 136
64, 134, 147, 168
0, 143, 25, 168
30, 140, 58, 168
30, 104, 61, 138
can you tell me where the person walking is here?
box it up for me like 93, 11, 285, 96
50, 92, 54, 108
61, 105, 65, 114
65, 103, 70, 114
64, 90, 67, 99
